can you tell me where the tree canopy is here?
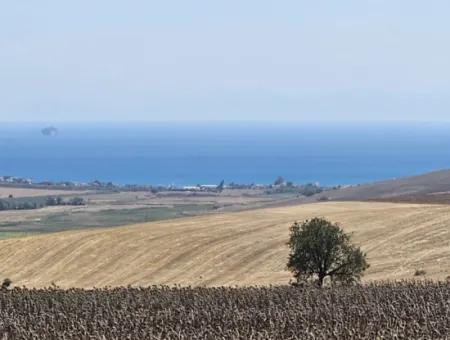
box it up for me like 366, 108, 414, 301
287, 218, 368, 287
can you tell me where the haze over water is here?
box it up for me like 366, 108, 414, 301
0, 121, 449, 187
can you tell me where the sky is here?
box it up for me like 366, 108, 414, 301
1, 1, 450, 122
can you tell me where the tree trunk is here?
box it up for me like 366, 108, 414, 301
317, 273, 325, 287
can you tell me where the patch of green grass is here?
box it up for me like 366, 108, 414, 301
0, 204, 216, 235
0, 231, 32, 240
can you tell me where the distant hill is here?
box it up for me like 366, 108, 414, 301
261, 169, 450, 207
319, 169, 450, 203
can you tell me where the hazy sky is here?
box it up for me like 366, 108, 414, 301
1, 1, 450, 122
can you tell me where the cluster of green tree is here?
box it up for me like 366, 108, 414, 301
266, 182, 323, 196
227, 182, 256, 189
45, 196, 85, 206
0, 196, 86, 211
0, 200, 38, 210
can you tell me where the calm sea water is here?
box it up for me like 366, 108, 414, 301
0, 122, 449, 187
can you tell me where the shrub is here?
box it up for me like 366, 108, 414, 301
414, 269, 426, 276
1, 278, 12, 290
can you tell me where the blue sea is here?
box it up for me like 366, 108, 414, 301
0, 121, 450, 187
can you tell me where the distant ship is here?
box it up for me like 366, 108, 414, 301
41, 126, 58, 136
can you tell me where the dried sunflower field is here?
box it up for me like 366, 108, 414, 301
0, 282, 449, 339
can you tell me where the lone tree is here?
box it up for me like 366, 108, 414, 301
287, 218, 368, 287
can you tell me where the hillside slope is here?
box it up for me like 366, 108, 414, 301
0, 201, 449, 288
323, 169, 450, 202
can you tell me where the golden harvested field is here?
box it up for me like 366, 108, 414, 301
0, 186, 89, 198
0, 201, 449, 288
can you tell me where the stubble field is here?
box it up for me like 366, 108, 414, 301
0, 201, 448, 288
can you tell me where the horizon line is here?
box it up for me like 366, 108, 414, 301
0, 119, 450, 124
